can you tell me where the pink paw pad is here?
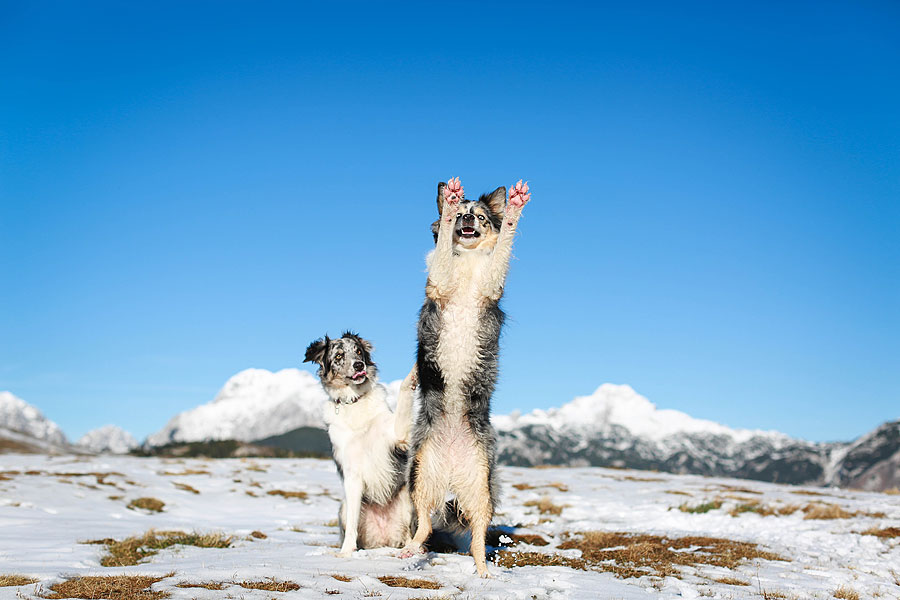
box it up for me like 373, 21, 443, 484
444, 176, 464, 204
508, 179, 531, 209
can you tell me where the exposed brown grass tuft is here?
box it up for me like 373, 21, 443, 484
512, 482, 569, 492
0, 575, 38, 587
665, 490, 692, 496
494, 551, 586, 570
508, 533, 550, 546
884, 487, 899, 495
266, 489, 308, 500
175, 582, 227, 590
833, 585, 860, 600
791, 489, 830, 497
524, 496, 565, 515
127, 497, 165, 512
377, 576, 441, 589
678, 499, 723, 514
728, 500, 799, 517
160, 469, 210, 476
44, 575, 167, 600
713, 576, 750, 586
249, 530, 267, 539
621, 476, 664, 482
172, 482, 199, 494
498, 531, 787, 579
85, 529, 232, 566
802, 502, 885, 520
237, 579, 301, 592
861, 526, 900, 538
331, 574, 352, 582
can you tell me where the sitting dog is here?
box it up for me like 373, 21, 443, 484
304, 331, 418, 556
402, 177, 531, 577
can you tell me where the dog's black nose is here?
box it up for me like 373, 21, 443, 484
352, 361, 364, 372
461, 213, 475, 224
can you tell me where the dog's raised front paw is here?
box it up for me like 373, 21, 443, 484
442, 176, 464, 221
507, 179, 530, 211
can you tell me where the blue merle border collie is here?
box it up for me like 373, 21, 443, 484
304, 332, 418, 556
400, 177, 531, 577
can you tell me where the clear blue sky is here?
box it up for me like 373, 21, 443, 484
1, 1, 898, 443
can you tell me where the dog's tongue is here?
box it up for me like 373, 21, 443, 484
352, 370, 366, 380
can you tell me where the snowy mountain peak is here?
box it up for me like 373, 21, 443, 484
494, 383, 787, 444
0, 391, 68, 446
77, 425, 138, 454
146, 368, 330, 446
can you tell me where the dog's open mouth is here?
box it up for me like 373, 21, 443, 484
458, 227, 479, 239
351, 370, 367, 382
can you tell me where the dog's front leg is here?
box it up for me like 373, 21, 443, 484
337, 475, 364, 557
426, 177, 463, 302
393, 365, 418, 445
481, 180, 531, 301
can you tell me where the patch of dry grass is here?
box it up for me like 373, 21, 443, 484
249, 530, 267, 539
84, 529, 232, 566
43, 575, 167, 600
498, 531, 787, 580
0, 575, 38, 587
172, 482, 199, 494
377, 576, 441, 589
713, 576, 750, 586
833, 585, 860, 600
883, 487, 899, 495
523, 496, 565, 515
861, 526, 900, 538
665, 490, 692, 496
621, 475, 664, 482
159, 469, 210, 476
801, 502, 885, 520
678, 499, 723, 514
512, 482, 569, 492
266, 489, 308, 500
237, 579, 301, 592
791, 489, 830, 497
175, 582, 227, 590
508, 533, 550, 546
127, 497, 165, 512
728, 500, 799, 517
331, 575, 352, 582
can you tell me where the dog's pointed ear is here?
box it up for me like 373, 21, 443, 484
436, 181, 446, 215
304, 335, 329, 365
486, 186, 506, 218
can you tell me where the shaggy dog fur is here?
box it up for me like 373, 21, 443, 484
403, 177, 531, 577
304, 332, 417, 555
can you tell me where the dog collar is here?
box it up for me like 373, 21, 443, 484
333, 395, 360, 414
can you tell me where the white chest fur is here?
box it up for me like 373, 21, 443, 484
323, 385, 401, 505
429, 249, 492, 413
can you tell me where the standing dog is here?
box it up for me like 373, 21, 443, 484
403, 178, 531, 576
304, 332, 418, 556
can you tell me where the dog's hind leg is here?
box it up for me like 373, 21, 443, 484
453, 445, 494, 578
400, 439, 446, 557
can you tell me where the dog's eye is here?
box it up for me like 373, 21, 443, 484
356, 347, 362, 355
335, 353, 343, 361
477, 214, 484, 221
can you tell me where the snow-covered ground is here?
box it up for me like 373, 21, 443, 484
1, 454, 898, 599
